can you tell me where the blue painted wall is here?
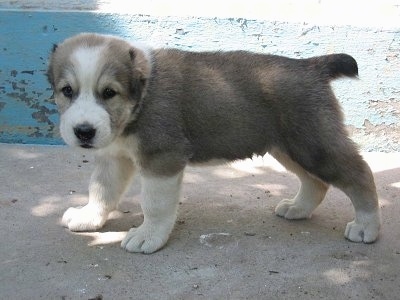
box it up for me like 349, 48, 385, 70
0, 10, 399, 150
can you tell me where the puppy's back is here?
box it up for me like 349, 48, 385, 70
139, 50, 358, 164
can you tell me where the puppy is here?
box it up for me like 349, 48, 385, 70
47, 33, 381, 253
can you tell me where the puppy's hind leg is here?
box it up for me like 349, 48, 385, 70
62, 154, 135, 231
279, 138, 380, 243
271, 149, 329, 219
333, 153, 381, 243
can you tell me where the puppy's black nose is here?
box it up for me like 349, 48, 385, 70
73, 123, 96, 142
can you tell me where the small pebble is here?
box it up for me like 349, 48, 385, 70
244, 232, 256, 236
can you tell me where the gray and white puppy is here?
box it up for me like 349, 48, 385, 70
47, 33, 380, 253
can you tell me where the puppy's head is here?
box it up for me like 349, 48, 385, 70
47, 33, 151, 149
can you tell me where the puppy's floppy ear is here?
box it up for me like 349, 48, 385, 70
129, 47, 150, 100
129, 48, 136, 61
46, 69, 54, 86
46, 44, 58, 86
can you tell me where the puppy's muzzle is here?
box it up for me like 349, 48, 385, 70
73, 123, 96, 148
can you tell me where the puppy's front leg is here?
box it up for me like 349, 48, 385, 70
62, 155, 135, 231
121, 171, 183, 254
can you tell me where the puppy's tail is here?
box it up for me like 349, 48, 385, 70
311, 53, 358, 80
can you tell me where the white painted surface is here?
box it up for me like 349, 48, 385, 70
3, 0, 400, 28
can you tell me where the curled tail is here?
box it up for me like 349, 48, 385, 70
311, 53, 358, 80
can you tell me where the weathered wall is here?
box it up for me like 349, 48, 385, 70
0, 3, 399, 150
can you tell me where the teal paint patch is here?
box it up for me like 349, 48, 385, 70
1, 11, 58, 144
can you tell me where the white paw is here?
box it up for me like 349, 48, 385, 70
275, 199, 312, 219
344, 212, 380, 243
121, 221, 173, 254
62, 205, 107, 232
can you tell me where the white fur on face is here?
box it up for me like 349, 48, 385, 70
59, 46, 113, 148
59, 95, 112, 148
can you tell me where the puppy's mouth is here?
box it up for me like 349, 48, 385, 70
79, 143, 95, 149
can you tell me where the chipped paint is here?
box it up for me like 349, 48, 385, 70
0, 9, 399, 150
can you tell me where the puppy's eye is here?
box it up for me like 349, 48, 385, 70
61, 85, 73, 98
102, 88, 117, 100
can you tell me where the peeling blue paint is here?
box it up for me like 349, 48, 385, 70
0, 10, 399, 150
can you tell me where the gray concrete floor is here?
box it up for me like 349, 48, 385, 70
0, 144, 399, 299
